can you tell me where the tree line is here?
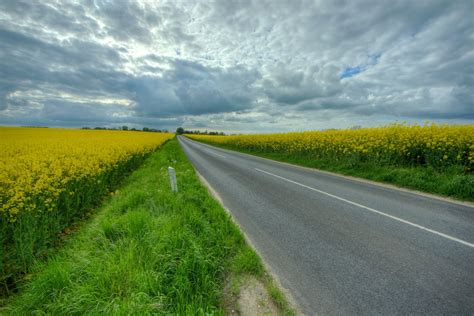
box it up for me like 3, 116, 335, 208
82, 126, 169, 133
176, 127, 225, 135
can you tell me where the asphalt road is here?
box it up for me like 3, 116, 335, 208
178, 136, 474, 315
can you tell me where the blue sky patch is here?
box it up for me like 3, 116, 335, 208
340, 52, 382, 79
340, 66, 363, 78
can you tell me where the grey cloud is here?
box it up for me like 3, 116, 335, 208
295, 96, 361, 112
0, 1, 101, 43
0, 27, 123, 92
202, 0, 473, 120
263, 64, 342, 105
0, 0, 473, 131
132, 60, 260, 117
0, 84, 13, 110
0, 15, 260, 122
87, 0, 159, 43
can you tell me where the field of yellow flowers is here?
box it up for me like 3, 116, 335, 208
188, 124, 474, 200
188, 124, 474, 170
0, 127, 173, 294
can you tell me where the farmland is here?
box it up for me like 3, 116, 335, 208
0, 127, 173, 294
187, 124, 474, 200
2, 137, 291, 314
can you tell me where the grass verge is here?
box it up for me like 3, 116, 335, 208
2, 139, 294, 314
191, 140, 473, 201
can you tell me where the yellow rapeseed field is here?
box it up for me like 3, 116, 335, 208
0, 127, 174, 221
188, 124, 474, 169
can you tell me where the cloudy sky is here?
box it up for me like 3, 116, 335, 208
0, 0, 473, 132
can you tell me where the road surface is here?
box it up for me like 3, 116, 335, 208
178, 136, 474, 315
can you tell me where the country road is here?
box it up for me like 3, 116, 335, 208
178, 136, 474, 315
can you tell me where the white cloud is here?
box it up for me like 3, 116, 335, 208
0, 0, 472, 131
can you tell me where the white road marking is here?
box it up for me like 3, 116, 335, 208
255, 168, 474, 248
209, 151, 225, 158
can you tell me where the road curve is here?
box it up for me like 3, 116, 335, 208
178, 136, 474, 315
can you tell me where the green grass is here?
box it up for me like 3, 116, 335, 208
192, 140, 474, 201
2, 139, 293, 314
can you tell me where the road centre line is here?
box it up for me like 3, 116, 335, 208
208, 151, 225, 158
255, 167, 474, 248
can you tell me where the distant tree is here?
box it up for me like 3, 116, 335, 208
176, 127, 184, 135
122, 125, 129, 131
142, 127, 150, 132
131, 127, 137, 131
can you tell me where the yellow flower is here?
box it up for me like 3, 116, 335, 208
188, 123, 474, 171
0, 127, 174, 220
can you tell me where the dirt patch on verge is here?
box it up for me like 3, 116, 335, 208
224, 275, 280, 315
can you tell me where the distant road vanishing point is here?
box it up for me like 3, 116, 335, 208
179, 136, 474, 315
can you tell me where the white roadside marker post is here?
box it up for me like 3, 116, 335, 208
168, 166, 178, 192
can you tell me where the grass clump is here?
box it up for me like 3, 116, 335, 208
2, 139, 291, 314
